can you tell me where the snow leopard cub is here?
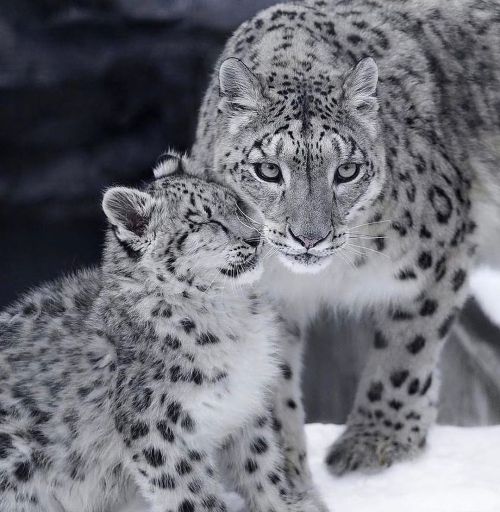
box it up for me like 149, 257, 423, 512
0, 160, 321, 512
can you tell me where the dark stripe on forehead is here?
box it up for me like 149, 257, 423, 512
252, 139, 262, 150
347, 136, 356, 159
249, 138, 265, 158
299, 87, 311, 135
297, 84, 313, 187
251, 133, 284, 158
276, 138, 284, 157
331, 137, 341, 155
337, 132, 352, 158
305, 140, 312, 189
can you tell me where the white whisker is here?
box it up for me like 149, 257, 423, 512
349, 219, 393, 230
236, 216, 265, 237
263, 248, 279, 263
344, 245, 364, 257
236, 204, 262, 227
348, 234, 388, 240
346, 242, 390, 259
335, 250, 356, 270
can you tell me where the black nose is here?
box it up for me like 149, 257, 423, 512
244, 237, 260, 248
288, 227, 330, 249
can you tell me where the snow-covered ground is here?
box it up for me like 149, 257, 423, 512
118, 424, 500, 512
307, 424, 500, 512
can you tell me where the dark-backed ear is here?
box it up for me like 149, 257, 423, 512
102, 187, 153, 240
218, 58, 267, 118
340, 57, 379, 117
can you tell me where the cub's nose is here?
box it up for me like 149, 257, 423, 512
288, 227, 330, 249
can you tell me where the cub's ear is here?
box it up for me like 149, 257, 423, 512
218, 58, 267, 121
340, 57, 379, 118
153, 150, 185, 179
102, 187, 153, 239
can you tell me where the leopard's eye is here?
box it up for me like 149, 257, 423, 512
335, 163, 363, 184
254, 162, 282, 183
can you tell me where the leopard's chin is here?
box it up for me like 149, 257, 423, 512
277, 252, 333, 274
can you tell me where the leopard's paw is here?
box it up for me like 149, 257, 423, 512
287, 490, 329, 512
325, 426, 425, 476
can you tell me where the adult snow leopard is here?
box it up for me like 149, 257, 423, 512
190, 0, 500, 482
0, 162, 324, 512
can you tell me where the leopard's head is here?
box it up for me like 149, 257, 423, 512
102, 169, 263, 293
213, 57, 387, 273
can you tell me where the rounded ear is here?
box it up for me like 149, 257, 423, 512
153, 150, 185, 179
341, 57, 379, 116
102, 187, 153, 239
218, 57, 267, 115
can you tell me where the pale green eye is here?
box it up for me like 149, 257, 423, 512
335, 163, 362, 184
254, 162, 282, 183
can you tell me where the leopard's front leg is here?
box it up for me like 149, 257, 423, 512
269, 315, 328, 511
219, 411, 327, 512
122, 413, 229, 512
272, 323, 312, 492
326, 253, 470, 475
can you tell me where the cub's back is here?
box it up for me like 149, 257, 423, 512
0, 268, 110, 411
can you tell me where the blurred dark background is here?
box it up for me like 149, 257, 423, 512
0, 0, 275, 306
1, 0, 499, 425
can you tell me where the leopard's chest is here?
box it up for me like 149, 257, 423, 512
262, 252, 424, 322
163, 309, 280, 443
199, 339, 276, 435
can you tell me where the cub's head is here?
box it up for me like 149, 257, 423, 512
213, 56, 387, 273
102, 162, 262, 292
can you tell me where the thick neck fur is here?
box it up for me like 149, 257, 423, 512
98, 230, 258, 348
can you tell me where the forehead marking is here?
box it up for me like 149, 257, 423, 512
298, 87, 311, 135
346, 137, 356, 160
305, 140, 312, 189
262, 133, 285, 157
276, 138, 285, 157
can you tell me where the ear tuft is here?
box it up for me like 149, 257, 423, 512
153, 150, 185, 179
341, 57, 379, 116
102, 187, 153, 238
218, 58, 266, 115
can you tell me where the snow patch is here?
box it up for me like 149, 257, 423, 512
307, 424, 500, 512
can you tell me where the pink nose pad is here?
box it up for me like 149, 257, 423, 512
288, 228, 330, 249
297, 236, 316, 249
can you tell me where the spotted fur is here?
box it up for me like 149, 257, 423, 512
0, 169, 324, 512
191, 0, 500, 476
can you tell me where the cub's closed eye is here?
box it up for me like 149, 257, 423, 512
335, 162, 364, 184
253, 162, 282, 183
208, 219, 229, 234
189, 218, 228, 234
